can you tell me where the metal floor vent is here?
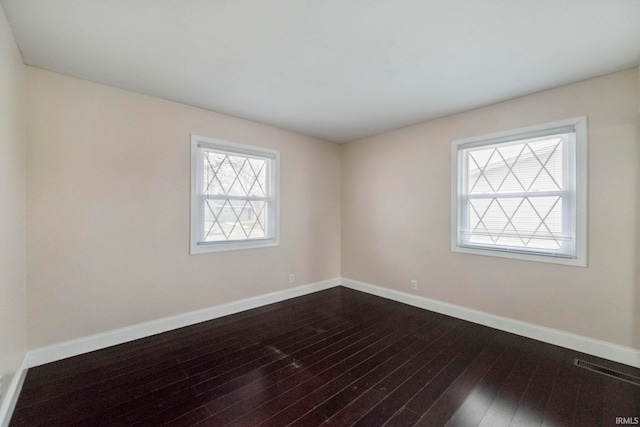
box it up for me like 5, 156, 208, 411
574, 359, 640, 386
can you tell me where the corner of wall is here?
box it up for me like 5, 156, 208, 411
0, 2, 28, 425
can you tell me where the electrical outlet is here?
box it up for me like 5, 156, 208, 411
410, 280, 418, 290
289, 273, 295, 284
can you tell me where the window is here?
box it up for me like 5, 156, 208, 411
190, 135, 279, 254
451, 117, 587, 266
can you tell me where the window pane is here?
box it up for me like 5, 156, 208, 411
467, 196, 563, 251
460, 131, 575, 255
203, 199, 267, 242
467, 135, 565, 195
200, 148, 271, 243
203, 151, 268, 198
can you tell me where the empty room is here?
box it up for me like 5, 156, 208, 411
1, 1, 639, 426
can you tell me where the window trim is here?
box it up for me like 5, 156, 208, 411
190, 135, 280, 254
450, 117, 588, 267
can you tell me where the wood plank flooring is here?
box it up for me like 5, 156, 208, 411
10, 287, 640, 426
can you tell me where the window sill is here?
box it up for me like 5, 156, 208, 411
451, 244, 587, 267
190, 238, 279, 254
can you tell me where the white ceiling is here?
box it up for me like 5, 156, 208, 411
2, 1, 639, 142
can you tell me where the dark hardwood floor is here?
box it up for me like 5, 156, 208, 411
10, 287, 640, 426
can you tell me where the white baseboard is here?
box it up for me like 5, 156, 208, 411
340, 278, 640, 369
25, 278, 340, 368
0, 356, 28, 427
22, 275, 640, 372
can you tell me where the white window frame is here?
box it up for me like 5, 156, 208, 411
451, 117, 587, 266
190, 135, 280, 254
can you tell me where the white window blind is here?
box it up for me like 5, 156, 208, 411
451, 117, 587, 266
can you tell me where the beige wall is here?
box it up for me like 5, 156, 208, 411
26, 67, 341, 348
342, 68, 640, 349
21, 61, 640, 353
0, 3, 26, 404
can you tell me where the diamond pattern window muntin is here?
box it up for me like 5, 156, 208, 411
201, 147, 273, 243
455, 126, 580, 259
466, 134, 565, 195
191, 136, 279, 253
203, 151, 268, 198
203, 199, 267, 242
